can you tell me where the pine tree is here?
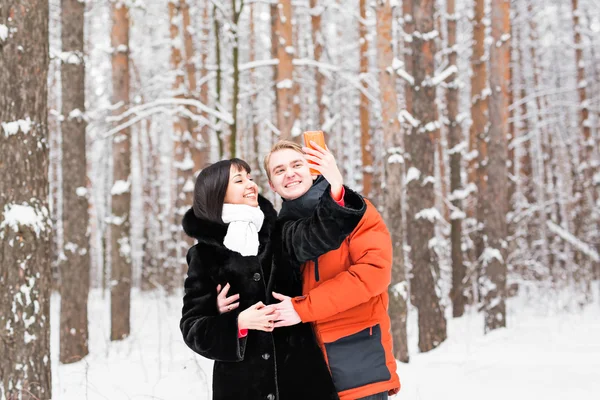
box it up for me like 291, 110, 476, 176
59, 0, 90, 363
0, 1, 53, 397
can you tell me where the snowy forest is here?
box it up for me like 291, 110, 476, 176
1, 0, 599, 398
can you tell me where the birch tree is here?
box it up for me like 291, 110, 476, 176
0, 1, 53, 397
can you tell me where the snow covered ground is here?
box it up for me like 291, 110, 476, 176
51, 285, 600, 400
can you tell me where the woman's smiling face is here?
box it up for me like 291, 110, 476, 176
223, 165, 259, 207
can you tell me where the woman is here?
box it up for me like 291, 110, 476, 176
180, 156, 366, 400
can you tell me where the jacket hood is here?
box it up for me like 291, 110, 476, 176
182, 193, 277, 244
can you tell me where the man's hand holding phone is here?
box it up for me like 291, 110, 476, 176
302, 131, 344, 200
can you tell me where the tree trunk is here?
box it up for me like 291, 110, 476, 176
60, 0, 90, 364
528, 2, 550, 273
359, 0, 373, 197
571, 0, 598, 284
213, 4, 224, 158
517, 26, 533, 203
470, 0, 489, 301
446, 0, 467, 318
192, 0, 211, 171
506, 2, 516, 221
249, 3, 265, 190
166, 1, 189, 285
483, 0, 510, 333
230, 0, 243, 157
0, 1, 52, 397
140, 120, 160, 291
516, 16, 534, 259
110, 1, 132, 341
310, 0, 325, 126
408, 0, 447, 352
179, 0, 197, 236
402, 0, 414, 118
275, 0, 295, 139
375, 0, 409, 363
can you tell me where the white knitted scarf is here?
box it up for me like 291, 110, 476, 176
221, 204, 265, 256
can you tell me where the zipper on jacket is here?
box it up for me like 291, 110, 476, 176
370, 326, 373, 336
314, 257, 320, 282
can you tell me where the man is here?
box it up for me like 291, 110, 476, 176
266, 140, 400, 400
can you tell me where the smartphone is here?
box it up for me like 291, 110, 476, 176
303, 131, 326, 175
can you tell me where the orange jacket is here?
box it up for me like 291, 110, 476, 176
291, 200, 400, 400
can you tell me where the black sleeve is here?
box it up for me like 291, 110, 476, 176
280, 185, 366, 264
180, 246, 247, 362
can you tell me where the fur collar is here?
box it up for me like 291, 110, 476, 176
182, 194, 277, 247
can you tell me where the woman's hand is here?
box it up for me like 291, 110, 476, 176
216, 283, 240, 314
238, 302, 280, 332
302, 141, 344, 199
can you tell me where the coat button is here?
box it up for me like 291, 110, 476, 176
266, 394, 275, 400
253, 273, 261, 282
262, 353, 270, 360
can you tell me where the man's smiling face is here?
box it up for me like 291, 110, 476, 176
267, 148, 314, 201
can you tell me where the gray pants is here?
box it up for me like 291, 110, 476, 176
357, 392, 388, 400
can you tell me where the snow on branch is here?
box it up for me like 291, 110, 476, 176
107, 97, 233, 126
479, 247, 504, 266
99, 106, 172, 141
413, 29, 439, 41
395, 68, 414, 86
263, 118, 281, 137
449, 183, 477, 201
196, 71, 217, 89
239, 58, 279, 72
546, 221, 600, 262
293, 58, 341, 72
210, 0, 228, 16
447, 141, 467, 155
430, 65, 458, 86
415, 207, 443, 223
398, 110, 420, 127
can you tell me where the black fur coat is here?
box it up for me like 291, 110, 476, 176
180, 191, 366, 400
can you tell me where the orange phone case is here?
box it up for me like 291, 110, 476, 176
303, 131, 326, 175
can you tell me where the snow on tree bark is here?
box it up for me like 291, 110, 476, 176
275, 0, 295, 139
375, 0, 409, 363
445, 0, 467, 318
59, 0, 90, 364
110, 0, 132, 341
482, 0, 510, 333
360, 0, 373, 198
0, 1, 53, 397
406, 0, 447, 353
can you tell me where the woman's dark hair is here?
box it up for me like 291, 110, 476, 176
192, 158, 252, 224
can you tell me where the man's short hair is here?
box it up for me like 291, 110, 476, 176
263, 140, 303, 181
